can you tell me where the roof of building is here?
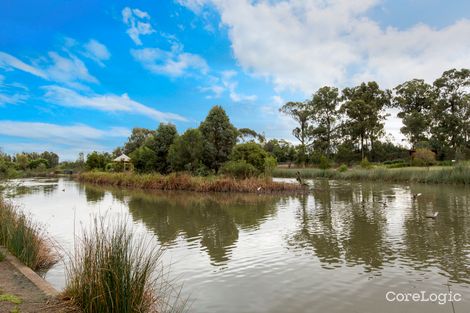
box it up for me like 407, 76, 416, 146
113, 154, 131, 162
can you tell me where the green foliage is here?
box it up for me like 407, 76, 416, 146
360, 157, 372, 169
146, 123, 178, 174
219, 160, 259, 178
28, 158, 49, 169
338, 164, 348, 172
264, 139, 296, 163
130, 146, 157, 173
86, 151, 111, 171
123, 128, 154, 155
229, 142, 277, 176
168, 128, 205, 174
199, 106, 238, 171
318, 155, 331, 170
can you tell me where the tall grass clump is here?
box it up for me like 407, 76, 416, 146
65, 217, 185, 313
0, 197, 57, 271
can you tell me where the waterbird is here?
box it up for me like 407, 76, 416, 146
257, 186, 262, 191
412, 193, 422, 200
426, 212, 439, 219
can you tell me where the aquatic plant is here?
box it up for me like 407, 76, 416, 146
65, 217, 187, 313
0, 197, 58, 271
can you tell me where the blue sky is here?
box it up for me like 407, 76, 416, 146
1, 0, 469, 160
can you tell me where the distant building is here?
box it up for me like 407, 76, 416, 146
113, 154, 132, 171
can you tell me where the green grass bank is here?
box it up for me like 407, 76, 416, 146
273, 164, 470, 185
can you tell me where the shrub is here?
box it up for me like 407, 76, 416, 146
338, 164, 348, 172
230, 142, 277, 176
219, 160, 259, 179
318, 155, 331, 170
411, 148, 436, 167
360, 157, 372, 169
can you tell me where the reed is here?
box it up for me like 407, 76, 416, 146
78, 172, 306, 193
273, 164, 470, 184
64, 217, 186, 313
0, 197, 58, 271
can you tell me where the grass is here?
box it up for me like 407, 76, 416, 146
65, 216, 187, 313
273, 163, 470, 184
0, 197, 58, 271
78, 172, 306, 194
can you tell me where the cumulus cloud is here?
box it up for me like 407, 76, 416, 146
42, 85, 187, 122
178, 0, 470, 93
131, 45, 209, 77
122, 7, 155, 45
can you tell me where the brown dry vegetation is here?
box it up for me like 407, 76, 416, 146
78, 172, 306, 194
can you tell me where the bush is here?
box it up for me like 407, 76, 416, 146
65, 217, 177, 313
219, 160, 259, 179
318, 155, 331, 170
411, 148, 436, 167
230, 142, 277, 175
338, 164, 348, 172
387, 162, 410, 169
360, 157, 372, 169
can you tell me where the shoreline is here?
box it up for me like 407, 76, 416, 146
273, 165, 470, 185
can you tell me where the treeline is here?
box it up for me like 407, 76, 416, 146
280, 68, 470, 165
86, 106, 277, 178
0, 150, 59, 178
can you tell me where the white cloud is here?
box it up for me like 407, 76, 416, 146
122, 7, 155, 45
175, 0, 208, 14
82, 39, 111, 67
0, 121, 130, 160
0, 52, 48, 79
0, 93, 28, 106
42, 85, 187, 122
200, 70, 257, 102
0, 121, 129, 141
183, 0, 470, 94
131, 45, 209, 77
0, 50, 98, 87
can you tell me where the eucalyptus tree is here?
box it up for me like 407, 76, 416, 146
432, 68, 470, 158
279, 101, 315, 165
340, 82, 391, 159
310, 86, 341, 157
145, 123, 178, 174
393, 79, 436, 148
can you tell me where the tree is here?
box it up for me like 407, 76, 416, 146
168, 128, 205, 173
15, 153, 29, 170
279, 101, 315, 166
230, 142, 274, 173
237, 128, 265, 143
40, 151, 59, 168
123, 128, 153, 155
199, 106, 238, 171
432, 68, 470, 158
310, 86, 340, 157
86, 152, 111, 170
341, 82, 391, 159
146, 123, 178, 174
130, 146, 157, 173
393, 79, 435, 148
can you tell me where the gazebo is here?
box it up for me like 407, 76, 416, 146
113, 154, 132, 171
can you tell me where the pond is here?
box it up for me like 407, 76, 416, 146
3, 177, 470, 313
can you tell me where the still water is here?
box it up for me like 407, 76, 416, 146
3, 177, 470, 313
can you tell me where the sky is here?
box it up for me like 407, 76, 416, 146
1, 0, 470, 160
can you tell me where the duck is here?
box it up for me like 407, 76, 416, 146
426, 212, 439, 219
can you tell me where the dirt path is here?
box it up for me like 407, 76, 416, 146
0, 257, 79, 313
